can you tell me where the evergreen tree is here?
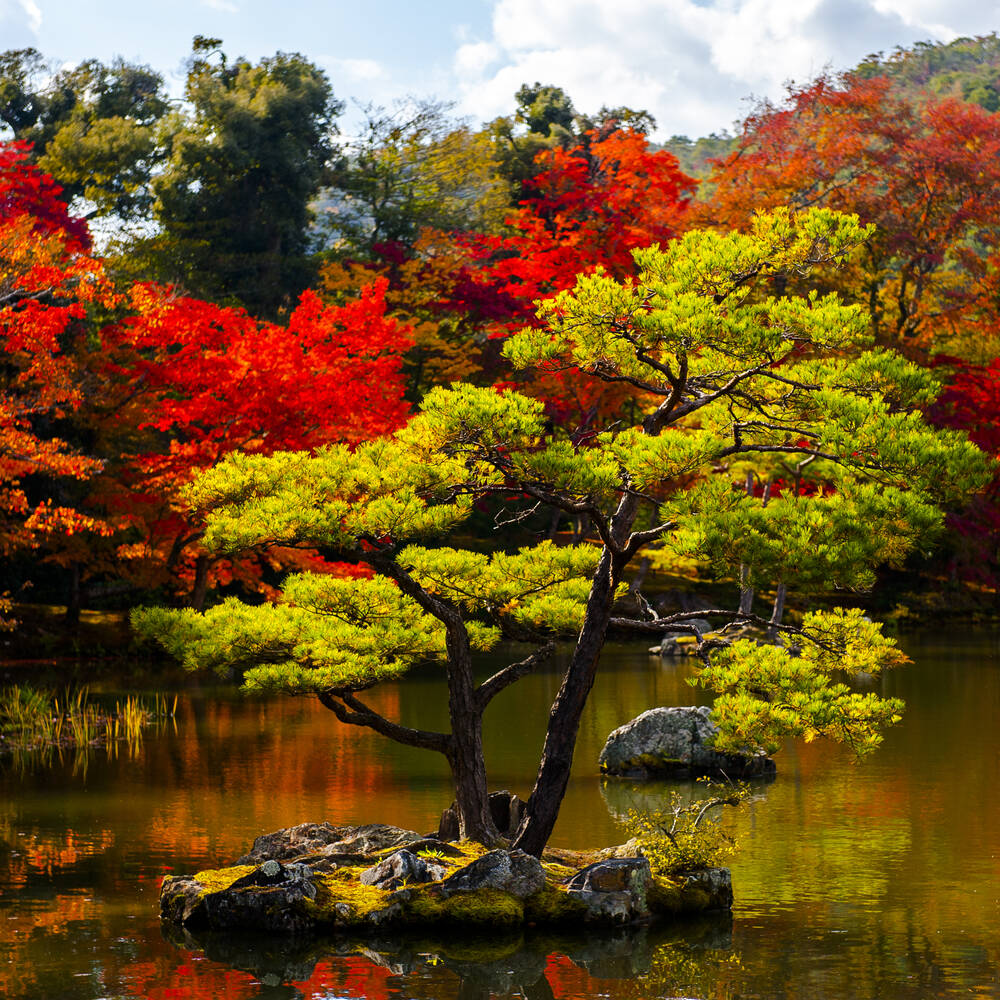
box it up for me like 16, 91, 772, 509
136, 208, 991, 852
149, 37, 342, 317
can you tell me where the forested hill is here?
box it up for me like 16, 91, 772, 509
663, 32, 1000, 178
855, 32, 1000, 111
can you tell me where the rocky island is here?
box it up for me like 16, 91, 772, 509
160, 821, 733, 935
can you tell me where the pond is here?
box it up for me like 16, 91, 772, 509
1, 630, 999, 999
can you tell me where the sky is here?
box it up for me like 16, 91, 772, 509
1, 0, 1000, 138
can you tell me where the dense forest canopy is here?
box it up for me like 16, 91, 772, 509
0, 32, 999, 850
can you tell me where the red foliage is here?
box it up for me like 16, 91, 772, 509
927, 358, 1000, 589
94, 278, 410, 599
0, 140, 90, 250
447, 129, 696, 428
704, 74, 1000, 354
474, 128, 695, 320
0, 146, 109, 561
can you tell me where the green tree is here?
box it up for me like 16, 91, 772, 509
0, 47, 168, 222
148, 37, 342, 317
489, 83, 654, 197
135, 208, 991, 852
320, 98, 509, 256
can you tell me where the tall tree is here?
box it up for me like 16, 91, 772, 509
0, 48, 168, 223
137, 208, 991, 851
703, 72, 1000, 360
88, 278, 410, 608
321, 99, 509, 257
149, 37, 342, 317
0, 143, 110, 613
489, 83, 656, 197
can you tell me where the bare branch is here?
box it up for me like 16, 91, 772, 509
475, 641, 556, 711
318, 690, 452, 754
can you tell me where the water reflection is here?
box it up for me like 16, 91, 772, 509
161, 916, 736, 1000
2, 634, 1000, 998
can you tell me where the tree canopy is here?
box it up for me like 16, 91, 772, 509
136, 207, 991, 851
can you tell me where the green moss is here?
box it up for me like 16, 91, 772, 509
540, 860, 576, 880
192, 865, 257, 894
302, 872, 392, 926
396, 887, 525, 927
523, 884, 589, 925
647, 876, 685, 916
438, 888, 523, 926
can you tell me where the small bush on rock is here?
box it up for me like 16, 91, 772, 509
623, 782, 750, 875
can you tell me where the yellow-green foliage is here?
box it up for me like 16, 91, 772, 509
135, 206, 994, 782
694, 608, 908, 756
622, 786, 747, 877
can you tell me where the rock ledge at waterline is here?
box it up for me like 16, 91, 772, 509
599, 706, 776, 779
159, 822, 733, 934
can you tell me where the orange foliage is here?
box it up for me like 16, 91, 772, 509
704, 73, 1000, 357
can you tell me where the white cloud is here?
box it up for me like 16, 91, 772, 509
18, 0, 41, 31
452, 0, 1000, 138
0, 0, 41, 38
201, 0, 239, 12
325, 56, 385, 82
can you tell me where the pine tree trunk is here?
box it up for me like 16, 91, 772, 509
190, 555, 210, 611
444, 621, 500, 845
512, 547, 619, 856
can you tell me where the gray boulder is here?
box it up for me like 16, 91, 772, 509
565, 857, 652, 923
235, 822, 350, 864
438, 849, 545, 900
236, 822, 423, 865
360, 849, 449, 890
599, 706, 775, 779
161, 860, 319, 933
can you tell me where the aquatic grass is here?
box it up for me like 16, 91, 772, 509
0, 685, 178, 765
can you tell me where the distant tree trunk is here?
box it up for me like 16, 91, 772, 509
738, 470, 755, 613
189, 555, 210, 611
65, 564, 81, 626
738, 566, 754, 616
628, 556, 651, 594
547, 507, 562, 541
768, 582, 786, 642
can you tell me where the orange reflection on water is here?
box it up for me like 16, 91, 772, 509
122, 953, 399, 1000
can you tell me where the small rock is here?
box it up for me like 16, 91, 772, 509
439, 850, 546, 900
236, 822, 350, 864
237, 822, 424, 866
682, 867, 733, 911
565, 857, 652, 924
566, 857, 649, 894
359, 849, 447, 890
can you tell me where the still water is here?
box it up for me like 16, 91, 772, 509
1, 631, 999, 999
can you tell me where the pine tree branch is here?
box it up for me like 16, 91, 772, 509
475, 641, 556, 711
318, 690, 452, 754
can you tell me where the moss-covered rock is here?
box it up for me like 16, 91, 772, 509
159, 824, 733, 936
